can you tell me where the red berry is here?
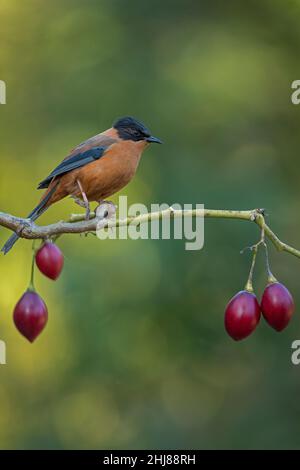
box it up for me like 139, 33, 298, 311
35, 242, 64, 280
225, 290, 261, 341
261, 282, 295, 331
13, 290, 48, 342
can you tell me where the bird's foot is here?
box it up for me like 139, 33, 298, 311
72, 196, 86, 209
16, 218, 32, 237
85, 206, 91, 221
71, 196, 91, 220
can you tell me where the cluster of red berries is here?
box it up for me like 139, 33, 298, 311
224, 253, 295, 341
13, 242, 64, 342
12, 235, 296, 344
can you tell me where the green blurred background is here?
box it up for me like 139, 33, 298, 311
1, 0, 300, 450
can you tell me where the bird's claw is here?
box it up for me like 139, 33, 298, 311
71, 195, 91, 220
85, 207, 91, 221
72, 196, 86, 209
16, 218, 32, 237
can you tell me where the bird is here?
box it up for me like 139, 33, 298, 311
2, 116, 162, 254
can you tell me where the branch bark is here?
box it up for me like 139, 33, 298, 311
0, 206, 300, 259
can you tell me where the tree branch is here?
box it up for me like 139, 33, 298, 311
0, 206, 300, 259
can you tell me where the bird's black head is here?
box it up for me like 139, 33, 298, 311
113, 116, 162, 144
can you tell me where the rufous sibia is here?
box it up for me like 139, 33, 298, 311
2, 116, 162, 254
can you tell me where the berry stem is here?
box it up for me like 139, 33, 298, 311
28, 241, 37, 291
245, 244, 258, 293
263, 242, 278, 284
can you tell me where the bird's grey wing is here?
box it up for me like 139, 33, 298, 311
37, 135, 117, 189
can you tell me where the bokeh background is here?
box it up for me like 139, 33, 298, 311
1, 0, 300, 450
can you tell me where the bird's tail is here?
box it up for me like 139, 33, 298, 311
1, 183, 58, 255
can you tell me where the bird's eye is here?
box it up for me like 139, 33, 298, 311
126, 128, 143, 139
121, 127, 146, 141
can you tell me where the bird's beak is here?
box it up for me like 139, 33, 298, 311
146, 135, 163, 144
